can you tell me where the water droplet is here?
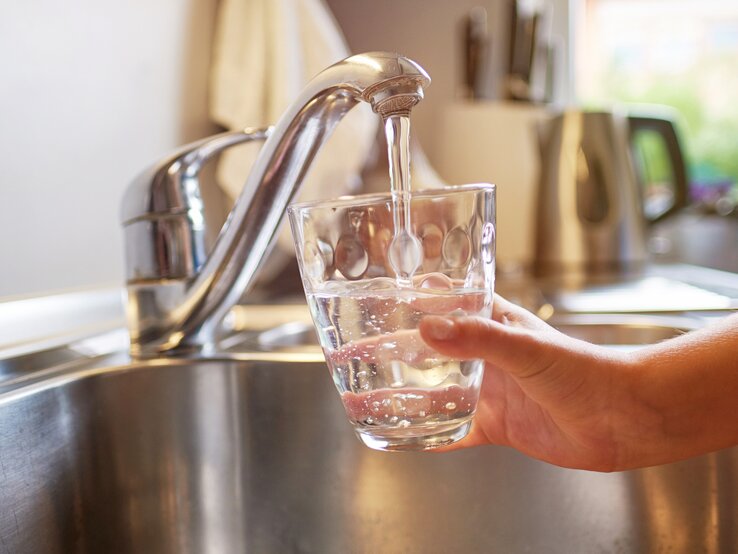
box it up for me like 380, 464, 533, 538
366, 416, 375, 424
371, 401, 381, 412
445, 402, 457, 411
398, 419, 411, 428
389, 416, 399, 424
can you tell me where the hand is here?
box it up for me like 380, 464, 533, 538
420, 297, 738, 472
419, 295, 638, 472
327, 289, 738, 470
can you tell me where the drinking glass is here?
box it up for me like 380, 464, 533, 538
288, 185, 496, 451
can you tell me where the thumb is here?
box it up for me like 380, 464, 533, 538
419, 315, 564, 381
419, 315, 620, 426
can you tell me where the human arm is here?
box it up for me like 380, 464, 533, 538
419, 296, 738, 471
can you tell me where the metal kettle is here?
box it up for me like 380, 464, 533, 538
533, 110, 688, 278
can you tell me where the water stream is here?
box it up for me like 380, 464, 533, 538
384, 114, 424, 286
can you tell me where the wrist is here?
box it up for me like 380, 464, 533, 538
619, 323, 738, 468
599, 352, 670, 471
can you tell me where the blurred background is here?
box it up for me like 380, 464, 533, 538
2, 0, 737, 298
577, 0, 738, 211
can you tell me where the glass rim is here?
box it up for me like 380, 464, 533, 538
287, 183, 495, 213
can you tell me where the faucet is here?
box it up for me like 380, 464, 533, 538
121, 52, 431, 357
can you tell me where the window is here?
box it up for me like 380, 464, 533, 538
577, 0, 738, 208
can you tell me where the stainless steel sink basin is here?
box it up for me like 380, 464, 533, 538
548, 313, 699, 347
1, 354, 736, 553
252, 311, 702, 352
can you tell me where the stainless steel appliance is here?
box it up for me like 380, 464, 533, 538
534, 110, 688, 278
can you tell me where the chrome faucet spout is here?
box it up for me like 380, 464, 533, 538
121, 52, 430, 356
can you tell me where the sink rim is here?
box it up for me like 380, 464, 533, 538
253, 311, 706, 350
0, 307, 709, 398
0, 347, 326, 403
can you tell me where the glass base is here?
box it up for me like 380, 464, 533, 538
354, 419, 472, 452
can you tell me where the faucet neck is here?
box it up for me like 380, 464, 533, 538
123, 52, 431, 357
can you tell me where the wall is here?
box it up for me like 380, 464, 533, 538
0, 0, 219, 298
0, 0, 573, 299
326, 0, 574, 162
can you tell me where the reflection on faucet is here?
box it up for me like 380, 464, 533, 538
121, 52, 431, 357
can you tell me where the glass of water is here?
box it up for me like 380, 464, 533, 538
288, 185, 496, 451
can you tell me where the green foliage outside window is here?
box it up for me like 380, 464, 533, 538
580, 2, 738, 202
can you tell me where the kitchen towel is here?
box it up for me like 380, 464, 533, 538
209, 0, 377, 275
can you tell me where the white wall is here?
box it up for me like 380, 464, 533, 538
0, 0, 218, 298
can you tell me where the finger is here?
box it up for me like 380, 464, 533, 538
492, 294, 551, 332
419, 315, 560, 380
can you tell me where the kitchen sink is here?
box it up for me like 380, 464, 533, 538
1, 277, 736, 554
1, 352, 737, 553
547, 313, 699, 347
250, 310, 701, 352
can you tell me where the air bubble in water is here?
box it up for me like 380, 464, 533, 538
445, 402, 457, 411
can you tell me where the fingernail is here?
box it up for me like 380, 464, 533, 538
425, 316, 458, 341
